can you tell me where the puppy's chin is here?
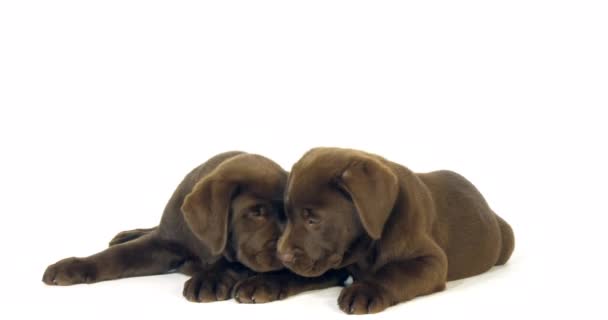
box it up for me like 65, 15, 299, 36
283, 253, 343, 278
239, 250, 283, 272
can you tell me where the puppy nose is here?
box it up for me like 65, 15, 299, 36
279, 252, 295, 263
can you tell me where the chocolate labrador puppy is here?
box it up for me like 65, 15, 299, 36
277, 147, 515, 314
43, 151, 343, 302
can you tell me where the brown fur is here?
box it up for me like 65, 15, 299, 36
278, 147, 515, 314
43, 151, 346, 303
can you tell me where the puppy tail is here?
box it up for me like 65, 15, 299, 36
495, 214, 514, 265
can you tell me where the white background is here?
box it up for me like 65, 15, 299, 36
1, 1, 607, 319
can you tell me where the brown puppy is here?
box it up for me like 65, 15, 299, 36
278, 147, 515, 314
43, 151, 344, 302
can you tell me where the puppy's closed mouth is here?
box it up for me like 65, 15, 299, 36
253, 250, 283, 272
236, 249, 283, 272
284, 260, 321, 277
283, 253, 343, 277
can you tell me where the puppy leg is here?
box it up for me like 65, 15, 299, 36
182, 261, 252, 303
108, 227, 157, 246
43, 232, 184, 285
339, 247, 447, 314
234, 269, 349, 304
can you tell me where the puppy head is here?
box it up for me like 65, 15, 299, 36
181, 153, 287, 272
278, 148, 398, 277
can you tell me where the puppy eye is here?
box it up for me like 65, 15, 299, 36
249, 205, 268, 219
303, 209, 320, 225
307, 217, 320, 225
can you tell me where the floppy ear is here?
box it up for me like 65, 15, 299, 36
181, 177, 237, 255
181, 154, 286, 256
337, 157, 399, 239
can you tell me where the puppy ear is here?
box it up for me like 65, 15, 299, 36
181, 177, 237, 255
181, 154, 286, 256
337, 158, 399, 239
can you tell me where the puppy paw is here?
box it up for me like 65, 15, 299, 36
42, 257, 97, 286
182, 272, 238, 303
338, 282, 391, 314
234, 275, 286, 304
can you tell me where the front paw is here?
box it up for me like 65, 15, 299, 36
42, 257, 97, 286
182, 272, 238, 303
234, 275, 286, 304
338, 282, 391, 315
